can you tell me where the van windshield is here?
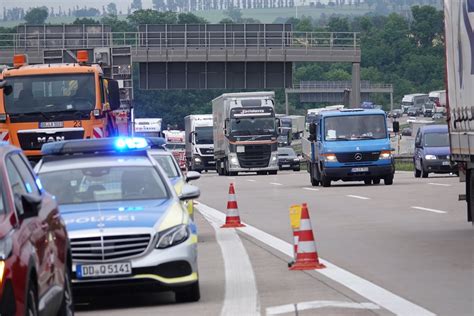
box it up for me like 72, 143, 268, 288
424, 133, 449, 147
324, 115, 387, 141
4, 74, 96, 115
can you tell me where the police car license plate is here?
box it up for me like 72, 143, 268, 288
76, 262, 132, 279
351, 167, 369, 172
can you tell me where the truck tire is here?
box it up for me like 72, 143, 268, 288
309, 164, 319, 186
364, 179, 371, 185
320, 174, 331, 187
373, 178, 381, 184
384, 175, 394, 185
269, 170, 277, 175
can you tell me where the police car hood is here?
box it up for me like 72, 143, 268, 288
60, 199, 175, 231
323, 138, 391, 153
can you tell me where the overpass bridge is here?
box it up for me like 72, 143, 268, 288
0, 24, 362, 106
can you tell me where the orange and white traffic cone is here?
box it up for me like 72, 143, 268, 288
221, 183, 246, 228
288, 227, 300, 267
289, 203, 326, 270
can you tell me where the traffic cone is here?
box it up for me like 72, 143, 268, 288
288, 227, 300, 267
289, 203, 326, 270
221, 183, 246, 228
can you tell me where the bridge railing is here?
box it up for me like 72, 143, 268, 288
294, 81, 393, 89
0, 31, 360, 51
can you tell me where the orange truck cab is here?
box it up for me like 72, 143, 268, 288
0, 51, 122, 160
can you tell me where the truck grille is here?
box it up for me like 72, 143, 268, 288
237, 145, 271, 168
18, 130, 84, 150
70, 234, 151, 262
335, 152, 380, 163
200, 148, 214, 155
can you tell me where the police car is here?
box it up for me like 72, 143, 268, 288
34, 137, 201, 302
147, 138, 200, 219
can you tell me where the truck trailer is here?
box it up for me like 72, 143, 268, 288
212, 91, 279, 176
185, 114, 215, 172
444, 0, 474, 223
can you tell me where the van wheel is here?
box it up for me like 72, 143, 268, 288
421, 162, 429, 178
175, 281, 200, 303
26, 280, 38, 316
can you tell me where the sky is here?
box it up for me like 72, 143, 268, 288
1, 1, 156, 12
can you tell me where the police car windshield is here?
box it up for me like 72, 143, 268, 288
5, 74, 96, 114
40, 166, 168, 205
152, 155, 180, 178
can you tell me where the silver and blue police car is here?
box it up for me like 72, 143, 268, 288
147, 138, 201, 219
34, 137, 201, 302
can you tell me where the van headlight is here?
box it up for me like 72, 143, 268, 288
425, 155, 437, 160
156, 224, 189, 249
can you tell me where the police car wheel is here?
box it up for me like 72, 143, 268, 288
175, 281, 200, 303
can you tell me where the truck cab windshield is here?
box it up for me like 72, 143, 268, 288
195, 126, 213, 144
4, 74, 96, 115
231, 117, 276, 136
324, 115, 386, 141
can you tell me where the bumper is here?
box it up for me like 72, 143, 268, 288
230, 165, 278, 172
424, 161, 458, 173
71, 236, 198, 291
323, 164, 394, 181
192, 156, 216, 171
278, 161, 300, 170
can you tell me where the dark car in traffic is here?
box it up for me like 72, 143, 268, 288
401, 127, 412, 136
413, 125, 457, 178
0, 142, 73, 315
407, 107, 419, 116
277, 147, 300, 171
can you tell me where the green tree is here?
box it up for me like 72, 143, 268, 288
73, 18, 100, 25
24, 7, 48, 24
411, 5, 444, 48
177, 13, 208, 24
224, 7, 242, 22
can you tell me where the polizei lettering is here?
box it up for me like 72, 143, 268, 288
37, 136, 65, 143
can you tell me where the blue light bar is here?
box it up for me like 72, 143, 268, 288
146, 137, 167, 149
42, 137, 150, 156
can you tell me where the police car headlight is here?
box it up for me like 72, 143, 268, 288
156, 224, 189, 249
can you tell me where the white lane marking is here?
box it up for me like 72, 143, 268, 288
411, 206, 447, 214
247, 179, 257, 182
200, 209, 260, 316
266, 300, 380, 315
303, 187, 319, 191
347, 195, 370, 200
196, 202, 435, 316
270, 182, 283, 186
428, 183, 452, 187
227, 177, 236, 180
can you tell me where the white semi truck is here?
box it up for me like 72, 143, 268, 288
212, 91, 279, 176
134, 118, 163, 137
445, 0, 474, 223
184, 114, 215, 172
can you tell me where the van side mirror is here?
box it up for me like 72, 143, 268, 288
224, 119, 229, 136
18, 193, 41, 220
107, 79, 121, 111
188, 132, 194, 144
392, 121, 400, 133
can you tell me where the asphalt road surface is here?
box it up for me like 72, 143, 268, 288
76, 170, 473, 316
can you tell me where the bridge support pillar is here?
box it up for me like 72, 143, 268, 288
351, 62, 361, 108
285, 92, 289, 115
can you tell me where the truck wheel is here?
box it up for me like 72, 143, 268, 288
269, 170, 277, 175
384, 175, 394, 185
364, 179, 371, 185
373, 178, 381, 184
321, 174, 331, 187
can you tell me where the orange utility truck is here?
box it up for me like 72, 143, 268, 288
0, 51, 122, 160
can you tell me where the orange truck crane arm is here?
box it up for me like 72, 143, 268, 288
0, 51, 124, 160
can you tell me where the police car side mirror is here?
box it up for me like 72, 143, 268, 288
185, 171, 201, 182
179, 184, 200, 201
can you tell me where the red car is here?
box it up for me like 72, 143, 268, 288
0, 143, 73, 315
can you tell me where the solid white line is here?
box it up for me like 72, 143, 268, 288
428, 183, 452, 187
303, 187, 320, 191
227, 177, 236, 180
200, 211, 260, 316
270, 182, 283, 186
266, 300, 380, 315
196, 202, 435, 316
347, 195, 370, 200
247, 179, 257, 182
411, 206, 447, 214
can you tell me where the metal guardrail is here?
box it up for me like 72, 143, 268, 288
294, 81, 393, 89
0, 31, 360, 51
